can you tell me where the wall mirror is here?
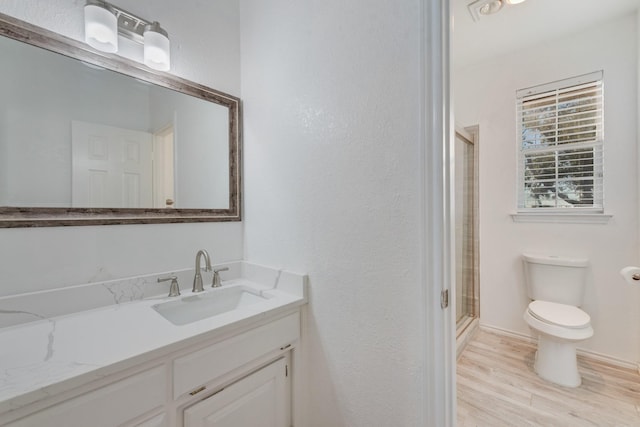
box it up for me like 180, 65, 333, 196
0, 12, 241, 227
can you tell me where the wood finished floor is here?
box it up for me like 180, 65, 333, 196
457, 330, 640, 427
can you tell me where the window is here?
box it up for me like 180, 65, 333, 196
517, 71, 603, 212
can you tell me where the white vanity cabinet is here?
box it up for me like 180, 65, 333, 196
183, 357, 290, 427
1, 310, 301, 427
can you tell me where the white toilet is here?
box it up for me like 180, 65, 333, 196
522, 253, 593, 387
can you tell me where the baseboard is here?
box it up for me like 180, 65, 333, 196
577, 348, 639, 372
479, 323, 537, 344
479, 323, 638, 371
456, 317, 479, 360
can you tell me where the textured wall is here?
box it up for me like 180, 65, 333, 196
240, 0, 424, 425
455, 13, 640, 363
0, 0, 243, 296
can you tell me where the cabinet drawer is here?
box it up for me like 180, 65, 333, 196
173, 312, 299, 399
9, 366, 166, 427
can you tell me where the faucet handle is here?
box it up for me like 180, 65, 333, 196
212, 267, 229, 288
158, 275, 181, 297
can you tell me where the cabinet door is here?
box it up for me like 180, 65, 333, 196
183, 357, 290, 427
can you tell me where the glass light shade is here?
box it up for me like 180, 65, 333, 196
144, 27, 170, 71
84, 3, 118, 53
505, 0, 526, 4
479, 0, 503, 15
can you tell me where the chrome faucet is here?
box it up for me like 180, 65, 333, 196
193, 249, 212, 293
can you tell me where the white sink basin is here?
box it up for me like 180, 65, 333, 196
152, 286, 268, 326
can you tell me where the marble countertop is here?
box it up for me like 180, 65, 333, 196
0, 263, 307, 416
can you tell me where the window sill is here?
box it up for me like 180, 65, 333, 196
510, 212, 612, 224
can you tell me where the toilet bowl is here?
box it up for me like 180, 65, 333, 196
523, 300, 593, 387
522, 254, 593, 387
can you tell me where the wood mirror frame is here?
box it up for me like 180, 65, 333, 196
0, 12, 241, 227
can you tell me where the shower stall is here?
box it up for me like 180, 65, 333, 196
454, 127, 479, 344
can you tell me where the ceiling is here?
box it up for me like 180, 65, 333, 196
453, 0, 640, 69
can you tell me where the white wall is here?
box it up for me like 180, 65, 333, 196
0, 0, 243, 297
455, 13, 640, 363
240, 0, 424, 425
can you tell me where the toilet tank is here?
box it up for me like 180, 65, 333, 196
523, 253, 588, 306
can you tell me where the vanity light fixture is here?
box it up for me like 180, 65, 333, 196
468, 0, 526, 22
84, 0, 171, 71
143, 22, 171, 71
84, 0, 118, 53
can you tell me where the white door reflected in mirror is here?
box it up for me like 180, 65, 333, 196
72, 121, 154, 208
72, 121, 177, 209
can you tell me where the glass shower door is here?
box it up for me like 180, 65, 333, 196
455, 129, 478, 327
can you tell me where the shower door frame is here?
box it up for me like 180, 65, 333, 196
454, 126, 480, 335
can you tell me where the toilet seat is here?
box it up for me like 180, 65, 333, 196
527, 300, 591, 329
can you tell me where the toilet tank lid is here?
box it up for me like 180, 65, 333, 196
523, 253, 588, 267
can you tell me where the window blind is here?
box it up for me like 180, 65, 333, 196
517, 71, 604, 211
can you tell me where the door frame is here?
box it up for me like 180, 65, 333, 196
420, 0, 456, 425
152, 124, 176, 208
